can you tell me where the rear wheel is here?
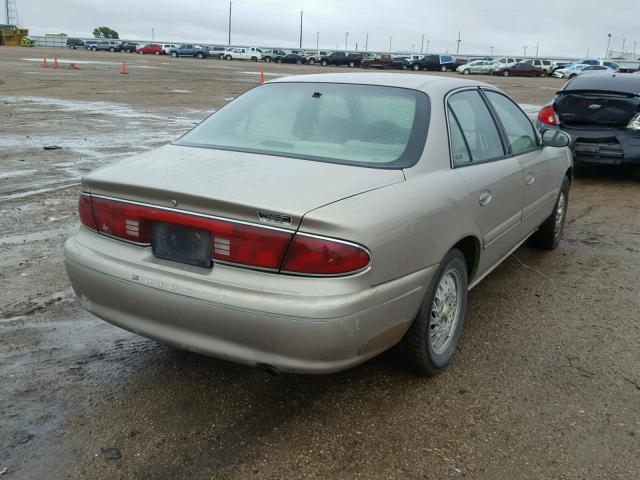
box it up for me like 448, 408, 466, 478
463, 69, 470, 75
171, 51, 177, 58
225, 55, 232, 60
91, 47, 97, 51
139, 51, 143, 54
529, 176, 570, 250
276, 58, 282, 64
412, 64, 420, 71
441, 65, 448, 72
296, 59, 302, 65
348, 61, 355, 68
541, 70, 547, 77
400, 249, 468, 376
155, 51, 160, 55
109, 47, 115, 52
503, 70, 510, 77
251, 56, 258, 62
265, 57, 272, 62
321, 60, 327, 66
197, 52, 204, 59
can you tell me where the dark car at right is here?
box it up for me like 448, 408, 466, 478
537, 72, 640, 167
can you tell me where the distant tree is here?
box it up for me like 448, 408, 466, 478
92, 27, 119, 39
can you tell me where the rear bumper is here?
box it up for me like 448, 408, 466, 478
64, 229, 433, 374
538, 125, 640, 165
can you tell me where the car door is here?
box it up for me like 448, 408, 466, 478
447, 89, 525, 269
482, 89, 557, 232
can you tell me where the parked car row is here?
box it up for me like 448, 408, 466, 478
66, 38, 635, 78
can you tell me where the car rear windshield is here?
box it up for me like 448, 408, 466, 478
175, 82, 429, 168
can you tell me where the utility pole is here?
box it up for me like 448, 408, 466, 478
522, 44, 527, 57
345, 31, 349, 51
299, 10, 303, 49
456, 31, 461, 54
316, 32, 319, 54
634, 41, 637, 59
605, 33, 612, 58
426, 39, 429, 54
490, 46, 494, 56
151, 28, 154, 42
535, 40, 539, 57
389, 36, 392, 53
365, 33, 369, 51
621, 37, 626, 55
356, 41, 358, 51
228, 1, 232, 45
586, 47, 590, 57
412, 43, 415, 54
421, 34, 425, 53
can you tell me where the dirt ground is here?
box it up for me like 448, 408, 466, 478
1, 46, 639, 480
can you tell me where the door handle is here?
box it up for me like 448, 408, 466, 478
526, 173, 535, 186
479, 190, 492, 206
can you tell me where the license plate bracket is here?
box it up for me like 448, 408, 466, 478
152, 223, 212, 268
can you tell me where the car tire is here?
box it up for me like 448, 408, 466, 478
308, 58, 315, 65
463, 69, 470, 75
541, 71, 547, 77
529, 176, 570, 250
251, 56, 258, 62
412, 64, 420, 71
197, 52, 204, 59
225, 55, 232, 60
400, 249, 468, 376
276, 58, 282, 64
321, 60, 327, 66
348, 61, 355, 68
139, 51, 143, 54
91, 47, 97, 51
265, 57, 272, 62
171, 52, 177, 58
109, 47, 115, 52
441, 65, 448, 72
296, 59, 302, 65
155, 51, 160, 55
503, 70, 510, 77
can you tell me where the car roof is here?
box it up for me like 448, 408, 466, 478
564, 73, 640, 94
268, 73, 493, 92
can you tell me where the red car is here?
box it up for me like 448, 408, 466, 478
138, 43, 163, 55
493, 62, 545, 77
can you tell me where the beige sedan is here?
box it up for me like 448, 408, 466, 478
64, 73, 572, 374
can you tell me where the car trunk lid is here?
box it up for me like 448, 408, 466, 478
555, 90, 640, 128
82, 144, 405, 229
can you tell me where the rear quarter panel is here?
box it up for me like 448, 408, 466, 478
298, 169, 479, 287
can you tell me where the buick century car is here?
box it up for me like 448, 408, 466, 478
65, 73, 572, 375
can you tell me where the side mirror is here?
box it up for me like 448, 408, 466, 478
541, 129, 570, 148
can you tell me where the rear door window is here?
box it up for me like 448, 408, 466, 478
484, 91, 539, 155
447, 90, 505, 163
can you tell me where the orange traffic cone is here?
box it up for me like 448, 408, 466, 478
42, 57, 48, 68
53, 57, 59, 69
259, 67, 264, 84
69, 63, 80, 70
120, 61, 128, 75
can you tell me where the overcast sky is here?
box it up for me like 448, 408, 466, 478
19, 0, 639, 58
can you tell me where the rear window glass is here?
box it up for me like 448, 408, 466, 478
176, 82, 429, 168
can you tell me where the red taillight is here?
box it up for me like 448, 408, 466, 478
282, 234, 370, 275
537, 105, 557, 125
78, 194, 370, 275
78, 194, 97, 230
81, 194, 292, 270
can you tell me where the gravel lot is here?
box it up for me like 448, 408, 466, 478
1, 46, 639, 479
